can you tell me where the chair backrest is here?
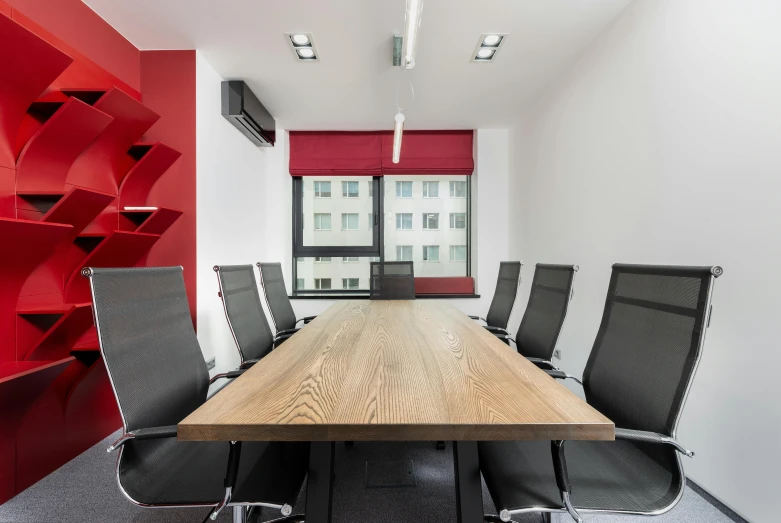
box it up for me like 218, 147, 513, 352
370, 261, 415, 300
584, 264, 721, 437
214, 265, 275, 363
85, 267, 208, 433
515, 264, 577, 360
485, 261, 522, 329
257, 262, 297, 332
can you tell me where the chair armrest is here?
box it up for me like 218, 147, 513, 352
276, 328, 300, 337
526, 357, 558, 370
239, 359, 258, 369
545, 369, 582, 385
495, 334, 517, 345
107, 425, 178, 452
273, 333, 294, 348
468, 315, 486, 323
615, 428, 695, 457
297, 315, 317, 324
209, 370, 245, 385
484, 326, 509, 335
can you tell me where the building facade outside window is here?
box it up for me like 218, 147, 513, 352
314, 278, 332, 289
342, 278, 359, 290
314, 213, 331, 230
396, 213, 413, 230
396, 181, 413, 198
342, 181, 359, 198
314, 181, 331, 198
396, 245, 413, 261
341, 213, 359, 230
422, 181, 439, 198
450, 181, 467, 198
423, 213, 439, 230
423, 245, 440, 262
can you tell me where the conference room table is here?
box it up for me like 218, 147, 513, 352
179, 300, 614, 523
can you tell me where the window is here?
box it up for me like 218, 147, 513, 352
450, 181, 467, 198
422, 181, 439, 198
341, 213, 359, 230
314, 213, 331, 230
396, 245, 413, 261
343, 257, 359, 262
314, 181, 331, 198
342, 181, 359, 198
368, 213, 373, 230
296, 278, 305, 289
368, 181, 373, 197
423, 245, 440, 262
314, 278, 331, 290
396, 213, 413, 230
422, 213, 439, 230
342, 278, 359, 290
314, 256, 331, 263
449, 213, 466, 229
449, 245, 467, 262
396, 181, 412, 198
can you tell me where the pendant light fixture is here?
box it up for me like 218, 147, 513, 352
392, 111, 405, 164
400, 0, 424, 70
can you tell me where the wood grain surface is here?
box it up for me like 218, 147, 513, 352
179, 300, 613, 442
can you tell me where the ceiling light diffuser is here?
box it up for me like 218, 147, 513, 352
297, 48, 315, 58
483, 34, 501, 46
472, 33, 508, 62
476, 48, 494, 59
291, 34, 310, 46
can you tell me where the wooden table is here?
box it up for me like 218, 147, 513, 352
179, 300, 613, 523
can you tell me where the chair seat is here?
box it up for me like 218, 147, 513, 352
478, 439, 682, 514
119, 438, 309, 506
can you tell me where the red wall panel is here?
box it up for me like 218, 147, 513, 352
1, 0, 140, 92
140, 51, 197, 324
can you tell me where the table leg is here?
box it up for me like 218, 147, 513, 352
305, 441, 335, 523
453, 441, 483, 523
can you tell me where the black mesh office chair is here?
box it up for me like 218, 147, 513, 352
479, 264, 722, 523
214, 265, 292, 370
469, 261, 522, 332
84, 266, 309, 523
494, 264, 578, 369
370, 261, 415, 300
257, 262, 315, 336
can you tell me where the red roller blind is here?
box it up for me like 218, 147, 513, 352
289, 130, 474, 176
289, 131, 381, 176
380, 130, 474, 175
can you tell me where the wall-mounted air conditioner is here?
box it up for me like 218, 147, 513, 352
221, 80, 275, 147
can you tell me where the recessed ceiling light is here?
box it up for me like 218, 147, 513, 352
472, 33, 508, 62
285, 33, 319, 61
291, 34, 310, 46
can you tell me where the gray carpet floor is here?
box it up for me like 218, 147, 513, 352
0, 430, 734, 523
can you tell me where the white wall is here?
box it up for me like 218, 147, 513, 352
511, 1, 781, 521
195, 51, 284, 374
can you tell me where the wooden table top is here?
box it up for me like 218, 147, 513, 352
179, 300, 614, 442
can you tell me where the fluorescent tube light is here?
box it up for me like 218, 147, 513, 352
400, 0, 424, 69
392, 112, 405, 163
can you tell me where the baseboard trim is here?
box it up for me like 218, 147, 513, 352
687, 477, 750, 523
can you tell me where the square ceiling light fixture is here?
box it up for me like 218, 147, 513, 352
472, 33, 507, 62
285, 33, 319, 61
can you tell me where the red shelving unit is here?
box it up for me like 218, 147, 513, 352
0, 14, 73, 168
15, 97, 113, 194
63, 231, 161, 303
41, 187, 116, 231
119, 142, 181, 207
19, 304, 93, 361
66, 88, 160, 193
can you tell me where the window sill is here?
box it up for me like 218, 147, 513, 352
290, 293, 481, 300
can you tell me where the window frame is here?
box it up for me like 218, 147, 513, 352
395, 212, 413, 231
395, 181, 413, 198
342, 278, 360, 290
422, 180, 439, 198
314, 181, 331, 198
292, 175, 471, 296
422, 213, 440, 230
341, 213, 359, 231
341, 180, 359, 198
422, 245, 440, 262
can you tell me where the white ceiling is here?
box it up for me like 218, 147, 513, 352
84, 0, 633, 130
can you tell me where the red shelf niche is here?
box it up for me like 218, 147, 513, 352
17, 188, 115, 300
0, 356, 74, 501
63, 231, 161, 303
118, 143, 181, 208
65, 88, 159, 194
119, 207, 183, 234
18, 303, 93, 362
0, 13, 73, 169
15, 97, 113, 195
0, 218, 72, 361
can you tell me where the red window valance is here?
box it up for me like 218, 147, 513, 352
289, 130, 473, 176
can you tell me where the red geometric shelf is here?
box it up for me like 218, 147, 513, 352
0, 13, 73, 168
20, 304, 93, 361
119, 143, 181, 207
41, 187, 115, 233
120, 207, 183, 234
65, 88, 159, 193
63, 231, 161, 303
16, 97, 114, 194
